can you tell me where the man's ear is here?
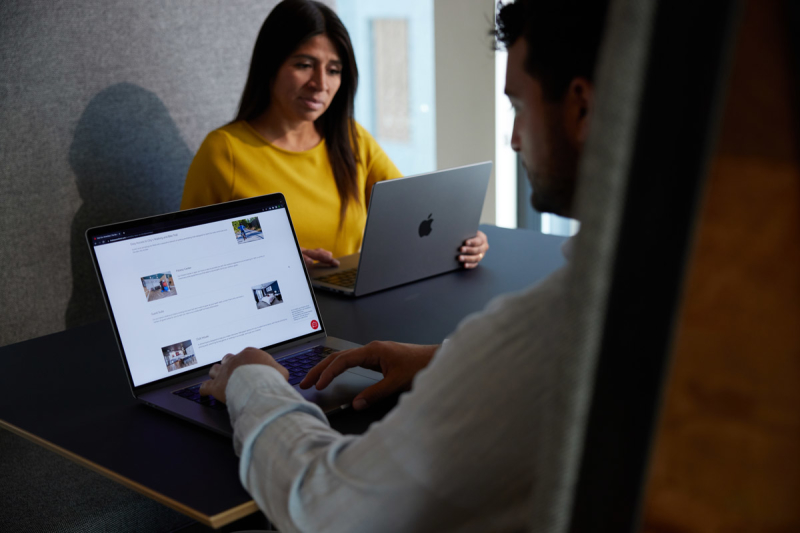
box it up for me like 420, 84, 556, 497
564, 77, 594, 146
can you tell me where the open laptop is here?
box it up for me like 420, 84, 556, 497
86, 193, 382, 437
310, 161, 492, 296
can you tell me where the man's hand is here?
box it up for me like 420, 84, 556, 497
459, 230, 489, 269
300, 341, 438, 410
199, 347, 289, 403
301, 247, 340, 269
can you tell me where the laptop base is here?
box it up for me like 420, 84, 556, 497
139, 336, 380, 437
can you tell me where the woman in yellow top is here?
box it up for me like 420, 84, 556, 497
181, 0, 488, 268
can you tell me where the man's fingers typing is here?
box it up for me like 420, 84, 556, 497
315, 350, 370, 390
299, 352, 339, 389
352, 378, 403, 411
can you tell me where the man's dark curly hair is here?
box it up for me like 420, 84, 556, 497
495, 0, 611, 101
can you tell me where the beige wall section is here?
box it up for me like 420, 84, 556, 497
434, 0, 497, 224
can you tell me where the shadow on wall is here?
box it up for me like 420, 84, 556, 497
66, 83, 193, 329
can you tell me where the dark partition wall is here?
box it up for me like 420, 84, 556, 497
563, 0, 743, 532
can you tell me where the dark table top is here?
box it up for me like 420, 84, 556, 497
0, 225, 566, 528
316, 225, 567, 346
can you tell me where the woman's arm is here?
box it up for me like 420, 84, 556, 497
357, 123, 403, 208
180, 130, 235, 210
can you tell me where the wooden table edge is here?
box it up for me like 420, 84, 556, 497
0, 417, 259, 529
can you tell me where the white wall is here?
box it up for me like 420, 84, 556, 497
434, 0, 497, 224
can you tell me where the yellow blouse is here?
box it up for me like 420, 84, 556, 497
181, 121, 402, 257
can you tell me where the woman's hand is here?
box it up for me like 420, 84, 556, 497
300, 247, 340, 269
458, 230, 489, 269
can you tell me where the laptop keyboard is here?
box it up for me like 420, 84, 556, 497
173, 383, 226, 410
280, 346, 337, 385
173, 346, 337, 408
316, 268, 357, 289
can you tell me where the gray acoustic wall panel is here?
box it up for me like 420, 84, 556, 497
0, 0, 332, 346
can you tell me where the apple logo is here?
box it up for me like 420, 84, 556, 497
418, 213, 434, 237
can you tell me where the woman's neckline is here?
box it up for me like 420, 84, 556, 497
242, 121, 325, 154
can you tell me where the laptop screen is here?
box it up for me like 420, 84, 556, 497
89, 195, 323, 388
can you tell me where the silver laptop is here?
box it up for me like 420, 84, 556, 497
311, 162, 492, 296
86, 193, 381, 437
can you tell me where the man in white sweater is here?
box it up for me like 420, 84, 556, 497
200, 0, 609, 531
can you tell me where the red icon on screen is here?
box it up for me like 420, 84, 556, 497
311, 320, 319, 330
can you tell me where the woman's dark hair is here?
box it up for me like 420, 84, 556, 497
235, 0, 359, 225
495, 0, 609, 101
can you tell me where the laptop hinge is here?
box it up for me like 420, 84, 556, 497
135, 365, 214, 396
134, 332, 327, 396
268, 332, 328, 359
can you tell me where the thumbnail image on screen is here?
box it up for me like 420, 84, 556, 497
141, 272, 177, 302
233, 217, 263, 244
161, 340, 197, 373
251, 280, 284, 309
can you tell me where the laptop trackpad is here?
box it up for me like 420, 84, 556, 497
297, 370, 380, 413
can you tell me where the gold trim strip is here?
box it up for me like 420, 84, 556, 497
0, 418, 258, 529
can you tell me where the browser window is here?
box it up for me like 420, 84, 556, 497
92, 206, 321, 387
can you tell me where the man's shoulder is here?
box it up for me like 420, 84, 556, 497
485, 265, 569, 321
436, 266, 570, 357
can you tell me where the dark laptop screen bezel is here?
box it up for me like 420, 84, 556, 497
86, 193, 328, 394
